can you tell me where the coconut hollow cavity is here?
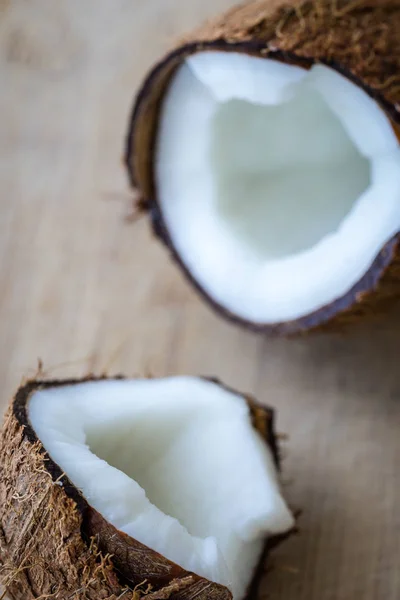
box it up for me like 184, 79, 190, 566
0, 376, 294, 600
126, 0, 400, 334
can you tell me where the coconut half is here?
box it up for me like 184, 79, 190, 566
0, 376, 294, 600
126, 0, 400, 333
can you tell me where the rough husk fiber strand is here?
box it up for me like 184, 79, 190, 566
0, 377, 283, 600
126, 0, 400, 334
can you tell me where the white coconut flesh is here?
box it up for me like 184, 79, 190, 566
28, 377, 294, 600
155, 51, 400, 323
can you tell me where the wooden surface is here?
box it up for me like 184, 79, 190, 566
1, 1, 399, 598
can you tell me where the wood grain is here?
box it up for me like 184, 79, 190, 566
0, 1, 399, 599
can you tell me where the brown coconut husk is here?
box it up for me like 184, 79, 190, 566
125, 0, 400, 334
0, 376, 287, 600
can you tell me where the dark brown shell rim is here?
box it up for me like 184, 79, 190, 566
124, 40, 400, 335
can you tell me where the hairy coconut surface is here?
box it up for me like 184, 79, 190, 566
0, 376, 293, 600
125, 0, 400, 334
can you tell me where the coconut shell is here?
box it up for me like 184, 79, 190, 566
0, 376, 286, 600
125, 0, 400, 334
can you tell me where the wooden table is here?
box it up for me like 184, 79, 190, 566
1, 1, 399, 598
